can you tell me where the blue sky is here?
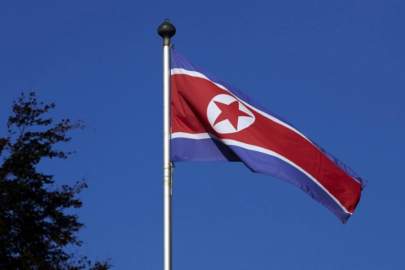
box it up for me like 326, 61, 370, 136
0, 1, 404, 269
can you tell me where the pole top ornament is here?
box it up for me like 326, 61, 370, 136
158, 19, 176, 40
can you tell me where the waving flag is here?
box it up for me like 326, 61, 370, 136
170, 49, 364, 222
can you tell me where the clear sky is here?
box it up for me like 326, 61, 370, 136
0, 1, 404, 269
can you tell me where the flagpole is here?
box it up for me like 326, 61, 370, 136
158, 20, 176, 270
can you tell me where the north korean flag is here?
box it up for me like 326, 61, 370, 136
170, 49, 364, 223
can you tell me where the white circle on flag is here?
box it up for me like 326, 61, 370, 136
207, 94, 255, 134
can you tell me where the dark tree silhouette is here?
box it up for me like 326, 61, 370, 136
0, 92, 111, 270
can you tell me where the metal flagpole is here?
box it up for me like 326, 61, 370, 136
157, 20, 176, 270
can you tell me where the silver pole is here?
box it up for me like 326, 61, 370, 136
158, 20, 176, 270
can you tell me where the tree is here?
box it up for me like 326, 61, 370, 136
0, 92, 111, 269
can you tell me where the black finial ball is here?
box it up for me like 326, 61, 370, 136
157, 20, 176, 39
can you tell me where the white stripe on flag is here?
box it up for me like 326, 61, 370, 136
171, 67, 362, 186
171, 131, 352, 215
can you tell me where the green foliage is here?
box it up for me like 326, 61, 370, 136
0, 92, 111, 269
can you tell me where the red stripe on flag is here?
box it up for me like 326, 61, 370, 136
171, 74, 362, 213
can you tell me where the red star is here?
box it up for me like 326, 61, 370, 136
213, 101, 251, 130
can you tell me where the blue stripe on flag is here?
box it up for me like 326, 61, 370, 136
171, 137, 351, 222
